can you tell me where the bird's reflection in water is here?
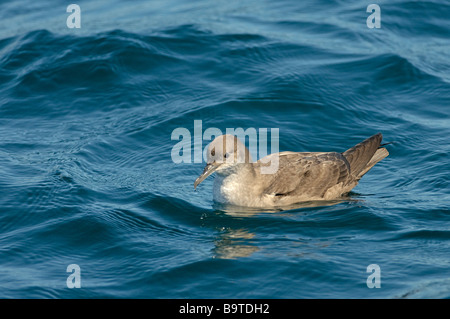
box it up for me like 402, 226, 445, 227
212, 228, 259, 259
212, 197, 356, 217
210, 196, 361, 259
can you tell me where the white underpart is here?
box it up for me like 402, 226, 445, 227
213, 167, 260, 207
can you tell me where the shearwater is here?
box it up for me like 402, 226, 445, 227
194, 133, 389, 208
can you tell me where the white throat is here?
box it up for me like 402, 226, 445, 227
213, 164, 257, 206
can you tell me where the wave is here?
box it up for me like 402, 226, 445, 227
2, 27, 449, 121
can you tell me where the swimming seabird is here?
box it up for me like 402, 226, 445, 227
194, 133, 389, 207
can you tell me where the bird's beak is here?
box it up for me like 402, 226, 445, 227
194, 163, 221, 189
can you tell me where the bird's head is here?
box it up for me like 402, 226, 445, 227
194, 134, 252, 189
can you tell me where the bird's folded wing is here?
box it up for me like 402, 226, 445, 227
259, 152, 351, 198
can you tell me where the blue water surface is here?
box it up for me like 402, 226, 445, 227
0, 0, 449, 298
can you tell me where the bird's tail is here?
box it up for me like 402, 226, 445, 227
342, 133, 388, 179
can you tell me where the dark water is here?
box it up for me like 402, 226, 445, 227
0, 0, 449, 298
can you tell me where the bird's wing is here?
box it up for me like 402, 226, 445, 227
258, 152, 351, 198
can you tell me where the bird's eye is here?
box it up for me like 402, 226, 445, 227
211, 149, 215, 156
